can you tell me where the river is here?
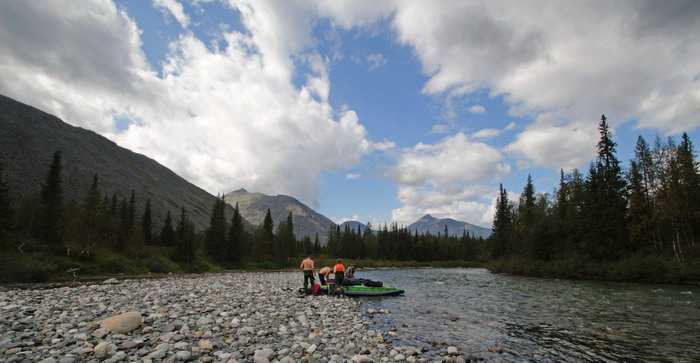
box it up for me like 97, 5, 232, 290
356, 268, 699, 362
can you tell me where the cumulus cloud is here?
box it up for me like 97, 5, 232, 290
311, 1, 700, 167
0, 0, 376, 208
468, 104, 486, 114
391, 133, 510, 225
389, 0, 700, 167
153, 0, 190, 28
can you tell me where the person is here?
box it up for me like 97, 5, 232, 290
346, 265, 355, 279
333, 259, 346, 287
300, 256, 315, 290
318, 266, 331, 285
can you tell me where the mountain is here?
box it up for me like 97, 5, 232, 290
223, 188, 335, 243
340, 220, 367, 234
0, 94, 234, 230
408, 214, 492, 239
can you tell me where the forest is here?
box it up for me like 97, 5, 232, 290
0, 115, 698, 283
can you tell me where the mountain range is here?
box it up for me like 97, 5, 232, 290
0, 94, 235, 230
1, 94, 491, 242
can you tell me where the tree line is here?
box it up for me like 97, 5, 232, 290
2, 114, 697, 280
0, 151, 202, 265
491, 115, 700, 266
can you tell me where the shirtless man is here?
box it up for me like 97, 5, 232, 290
300, 256, 315, 290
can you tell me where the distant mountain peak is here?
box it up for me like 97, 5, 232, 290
223, 189, 335, 244
409, 214, 491, 239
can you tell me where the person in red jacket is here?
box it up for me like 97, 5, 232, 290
333, 259, 346, 287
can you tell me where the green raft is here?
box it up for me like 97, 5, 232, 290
320, 284, 404, 297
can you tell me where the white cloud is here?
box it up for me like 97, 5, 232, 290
153, 0, 190, 28
370, 139, 396, 151
345, 173, 360, 179
472, 128, 500, 139
468, 104, 486, 114
391, 133, 510, 226
430, 123, 451, 134
471, 121, 517, 139
0, 0, 376, 208
366, 53, 387, 70
506, 115, 598, 169
311, 1, 700, 168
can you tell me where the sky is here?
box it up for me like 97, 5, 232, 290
1, 1, 699, 227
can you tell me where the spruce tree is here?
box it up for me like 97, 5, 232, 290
142, 198, 152, 245
313, 233, 321, 254
584, 115, 628, 260
206, 196, 227, 261
83, 174, 101, 248
175, 208, 195, 265
110, 194, 118, 216
254, 208, 274, 258
491, 183, 512, 258
227, 202, 243, 264
161, 210, 174, 245
284, 211, 296, 258
127, 190, 136, 232
0, 159, 12, 237
39, 150, 64, 250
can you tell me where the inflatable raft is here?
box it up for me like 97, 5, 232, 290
320, 284, 404, 297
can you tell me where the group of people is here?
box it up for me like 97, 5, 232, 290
299, 256, 355, 291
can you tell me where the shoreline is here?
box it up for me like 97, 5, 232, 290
3, 262, 699, 292
0, 272, 465, 362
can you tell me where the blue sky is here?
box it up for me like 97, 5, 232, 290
1, 1, 699, 227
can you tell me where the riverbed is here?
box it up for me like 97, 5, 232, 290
359, 268, 700, 362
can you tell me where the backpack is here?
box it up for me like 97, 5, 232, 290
311, 283, 321, 295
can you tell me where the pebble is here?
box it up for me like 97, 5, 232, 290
175, 350, 192, 361
0, 272, 452, 362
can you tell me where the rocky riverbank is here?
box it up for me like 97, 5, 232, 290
0, 272, 470, 362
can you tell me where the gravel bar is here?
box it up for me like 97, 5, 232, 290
0, 272, 469, 363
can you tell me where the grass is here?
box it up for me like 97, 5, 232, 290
3, 246, 697, 285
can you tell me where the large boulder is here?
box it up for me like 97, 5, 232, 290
101, 311, 142, 334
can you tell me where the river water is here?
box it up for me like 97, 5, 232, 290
356, 268, 699, 362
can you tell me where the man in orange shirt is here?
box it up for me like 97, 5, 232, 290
333, 258, 346, 287
300, 255, 315, 290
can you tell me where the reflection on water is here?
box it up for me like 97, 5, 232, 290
358, 268, 700, 362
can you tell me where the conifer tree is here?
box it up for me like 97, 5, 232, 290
254, 208, 274, 258
142, 198, 152, 245
0, 159, 12, 237
161, 210, 174, 245
82, 174, 101, 248
174, 207, 195, 265
584, 115, 628, 260
227, 202, 243, 264
127, 190, 136, 231
206, 196, 227, 261
39, 150, 64, 250
313, 233, 321, 254
110, 194, 118, 216
491, 183, 512, 258
284, 211, 296, 258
